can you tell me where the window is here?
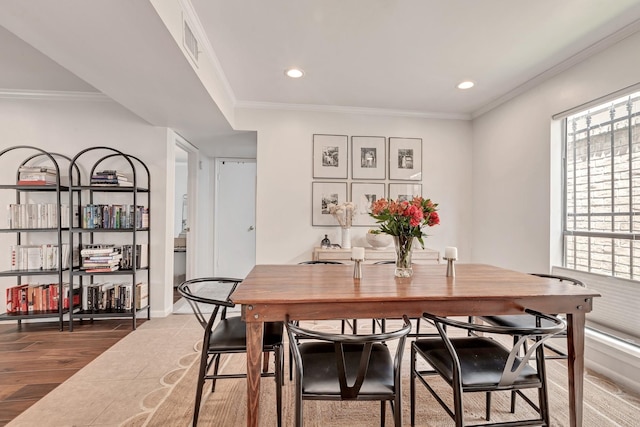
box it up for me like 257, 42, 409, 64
563, 92, 640, 280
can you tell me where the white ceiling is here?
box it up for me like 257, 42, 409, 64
2, 1, 640, 147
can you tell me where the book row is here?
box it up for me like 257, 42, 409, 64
6, 203, 76, 229
83, 281, 148, 312
91, 170, 133, 187
80, 243, 149, 272
10, 244, 75, 271
81, 204, 149, 229
15, 167, 137, 187
5, 283, 79, 314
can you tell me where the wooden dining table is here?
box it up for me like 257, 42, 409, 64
231, 263, 600, 427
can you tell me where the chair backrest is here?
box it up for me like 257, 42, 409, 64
286, 315, 411, 398
421, 309, 565, 387
529, 273, 585, 287
177, 277, 242, 329
298, 260, 344, 264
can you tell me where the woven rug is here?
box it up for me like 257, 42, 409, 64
126, 324, 640, 426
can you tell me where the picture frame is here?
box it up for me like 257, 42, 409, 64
312, 181, 348, 226
389, 137, 422, 181
351, 182, 385, 226
313, 134, 348, 179
389, 183, 422, 202
351, 136, 386, 180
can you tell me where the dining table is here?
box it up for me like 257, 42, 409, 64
231, 263, 600, 427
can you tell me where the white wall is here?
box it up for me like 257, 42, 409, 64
235, 108, 473, 264
472, 31, 640, 393
0, 95, 173, 318
472, 30, 640, 273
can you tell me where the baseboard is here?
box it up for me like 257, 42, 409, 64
585, 328, 640, 395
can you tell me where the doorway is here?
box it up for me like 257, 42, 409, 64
173, 144, 188, 292
214, 158, 256, 278
172, 134, 199, 304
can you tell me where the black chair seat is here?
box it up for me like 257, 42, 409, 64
299, 342, 394, 396
209, 317, 283, 352
288, 316, 412, 426
413, 337, 540, 389
482, 314, 567, 332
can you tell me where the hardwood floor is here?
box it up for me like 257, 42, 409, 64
0, 290, 183, 425
0, 319, 143, 426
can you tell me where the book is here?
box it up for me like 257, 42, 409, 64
83, 265, 120, 273
18, 166, 56, 173
135, 282, 148, 309
17, 179, 57, 186
80, 244, 118, 255
6, 287, 15, 313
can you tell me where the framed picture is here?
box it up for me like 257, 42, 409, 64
312, 182, 348, 226
313, 134, 348, 179
389, 183, 422, 202
351, 136, 386, 180
351, 182, 385, 226
389, 137, 422, 181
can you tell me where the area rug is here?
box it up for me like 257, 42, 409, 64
133, 336, 640, 426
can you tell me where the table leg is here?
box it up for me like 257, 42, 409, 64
246, 321, 263, 427
566, 312, 585, 427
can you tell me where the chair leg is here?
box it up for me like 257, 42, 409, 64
452, 376, 465, 427
394, 395, 402, 427
295, 382, 303, 427
211, 353, 221, 392
510, 390, 517, 413
485, 392, 491, 421
275, 346, 283, 427
289, 344, 293, 381
380, 400, 385, 427
263, 352, 270, 373
410, 345, 416, 426
193, 349, 210, 426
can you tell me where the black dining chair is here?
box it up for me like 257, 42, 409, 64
479, 273, 584, 359
298, 260, 356, 330
178, 277, 284, 426
410, 309, 565, 427
287, 315, 412, 426
291, 260, 358, 380
477, 273, 584, 414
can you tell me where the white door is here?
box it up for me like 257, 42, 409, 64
214, 159, 256, 278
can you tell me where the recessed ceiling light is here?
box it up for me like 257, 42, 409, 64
285, 68, 304, 78
457, 81, 475, 89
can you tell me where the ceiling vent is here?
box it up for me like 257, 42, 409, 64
183, 17, 199, 66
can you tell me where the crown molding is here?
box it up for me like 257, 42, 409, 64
472, 18, 640, 119
236, 100, 471, 121
0, 89, 110, 101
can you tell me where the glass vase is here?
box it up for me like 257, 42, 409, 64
393, 235, 413, 277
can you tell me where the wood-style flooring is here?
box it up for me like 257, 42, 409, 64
0, 289, 182, 426
0, 319, 143, 426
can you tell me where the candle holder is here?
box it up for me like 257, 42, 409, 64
352, 258, 363, 279
444, 257, 456, 277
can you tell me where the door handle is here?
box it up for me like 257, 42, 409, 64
248, 226, 255, 231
